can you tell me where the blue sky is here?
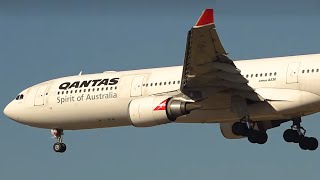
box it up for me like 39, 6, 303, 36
1, 1, 320, 179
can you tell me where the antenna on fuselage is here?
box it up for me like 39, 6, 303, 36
78, 71, 82, 75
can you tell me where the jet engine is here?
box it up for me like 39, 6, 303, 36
129, 96, 201, 127
220, 122, 245, 139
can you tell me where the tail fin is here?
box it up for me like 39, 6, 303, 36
195, 9, 214, 27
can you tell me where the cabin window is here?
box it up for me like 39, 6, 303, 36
312, 69, 314, 73
178, 81, 180, 84
255, 74, 258, 77
66, 91, 68, 94
106, 87, 108, 90
164, 82, 166, 85
115, 86, 117, 90
83, 89, 86, 92
150, 83, 153, 86
92, 88, 95, 92
307, 70, 310, 73
168, 81, 171, 85
79, 90, 82, 93
110, 87, 113, 90
173, 81, 175, 84
70, 90, 73, 94
146, 84, 148, 87
57, 92, 60, 95
159, 82, 162, 85
61, 91, 64, 95
302, 70, 305, 73
75, 90, 77, 93
265, 73, 267, 76
88, 89, 90, 92
155, 83, 157, 86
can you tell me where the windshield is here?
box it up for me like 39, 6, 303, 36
15, 94, 24, 100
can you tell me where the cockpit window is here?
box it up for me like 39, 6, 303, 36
15, 94, 24, 100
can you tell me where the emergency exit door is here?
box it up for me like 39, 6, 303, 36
131, 76, 144, 97
286, 62, 300, 84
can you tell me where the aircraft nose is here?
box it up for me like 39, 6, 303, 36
3, 101, 15, 120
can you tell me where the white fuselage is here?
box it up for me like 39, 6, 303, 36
5, 54, 320, 130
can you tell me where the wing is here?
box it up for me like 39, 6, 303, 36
180, 9, 263, 102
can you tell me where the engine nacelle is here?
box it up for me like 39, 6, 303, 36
220, 122, 245, 139
129, 96, 193, 127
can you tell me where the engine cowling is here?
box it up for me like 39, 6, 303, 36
129, 96, 195, 127
220, 122, 245, 139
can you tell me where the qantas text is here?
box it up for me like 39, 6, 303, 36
59, 78, 119, 90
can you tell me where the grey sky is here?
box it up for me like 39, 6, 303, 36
1, 1, 320, 179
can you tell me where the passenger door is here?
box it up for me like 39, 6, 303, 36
131, 76, 144, 97
286, 62, 300, 84
34, 84, 48, 106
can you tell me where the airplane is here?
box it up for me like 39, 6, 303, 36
4, 9, 320, 153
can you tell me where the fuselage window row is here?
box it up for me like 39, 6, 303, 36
245, 72, 277, 79
143, 80, 180, 87
57, 86, 117, 95
302, 69, 319, 73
